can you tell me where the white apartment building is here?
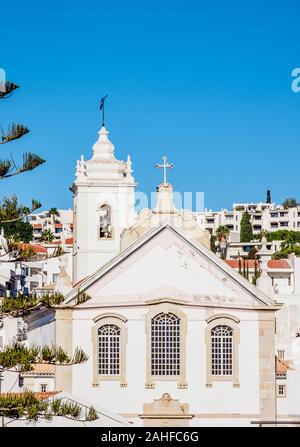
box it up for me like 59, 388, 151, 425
0, 240, 73, 296
29, 209, 73, 243
195, 202, 300, 238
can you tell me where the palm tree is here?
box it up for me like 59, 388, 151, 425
282, 233, 296, 250
40, 228, 55, 243
49, 207, 59, 223
22, 206, 31, 223
215, 225, 230, 259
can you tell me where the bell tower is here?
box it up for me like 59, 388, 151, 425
72, 123, 136, 285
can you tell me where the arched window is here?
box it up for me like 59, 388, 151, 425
99, 204, 112, 239
98, 324, 121, 375
211, 325, 233, 376
151, 313, 180, 376
205, 315, 240, 385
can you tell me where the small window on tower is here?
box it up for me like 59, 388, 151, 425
99, 205, 112, 239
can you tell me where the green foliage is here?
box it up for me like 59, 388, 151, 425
0, 81, 19, 99
49, 208, 60, 221
210, 234, 217, 253
0, 342, 88, 372
272, 246, 300, 259
0, 123, 29, 144
75, 292, 91, 306
240, 211, 253, 242
0, 292, 65, 316
40, 228, 55, 243
247, 247, 258, 260
215, 225, 230, 241
0, 390, 98, 423
2, 221, 33, 243
238, 258, 242, 275
86, 406, 98, 422
0, 196, 42, 242
282, 197, 298, 209
252, 257, 261, 286
215, 225, 230, 260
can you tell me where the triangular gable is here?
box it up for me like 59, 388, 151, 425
64, 219, 275, 308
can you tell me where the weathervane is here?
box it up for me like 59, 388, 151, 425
155, 156, 174, 184
100, 95, 108, 127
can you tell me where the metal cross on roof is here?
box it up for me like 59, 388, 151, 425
155, 156, 174, 184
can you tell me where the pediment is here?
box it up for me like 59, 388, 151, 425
65, 223, 274, 309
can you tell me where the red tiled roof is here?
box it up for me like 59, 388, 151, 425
32, 223, 42, 229
19, 243, 47, 254
276, 356, 292, 376
54, 223, 63, 228
268, 260, 291, 269
225, 259, 291, 270
22, 363, 55, 376
226, 259, 258, 269
65, 237, 73, 245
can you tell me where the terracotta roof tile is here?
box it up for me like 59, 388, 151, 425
276, 356, 292, 376
225, 259, 291, 270
268, 260, 291, 269
225, 259, 258, 268
65, 237, 73, 245
22, 363, 55, 375
19, 243, 47, 254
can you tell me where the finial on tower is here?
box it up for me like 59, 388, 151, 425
155, 156, 174, 184
100, 95, 108, 127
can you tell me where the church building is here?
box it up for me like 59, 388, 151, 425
49, 120, 281, 427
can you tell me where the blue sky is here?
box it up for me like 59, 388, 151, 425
1, 0, 300, 211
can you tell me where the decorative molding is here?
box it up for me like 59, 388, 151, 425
206, 313, 240, 324
93, 312, 127, 323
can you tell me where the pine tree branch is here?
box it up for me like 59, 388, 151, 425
0, 81, 19, 99
0, 343, 88, 372
0, 123, 29, 144
0, 153, 45, 179
0, 390, 98, 422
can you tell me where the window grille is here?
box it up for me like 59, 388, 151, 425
98, 324, 121, 375
151, 313, 180, 376
211, 325, 233, 376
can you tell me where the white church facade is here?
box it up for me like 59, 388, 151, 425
5, 117, 296, 426
35, 121, 284, 427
